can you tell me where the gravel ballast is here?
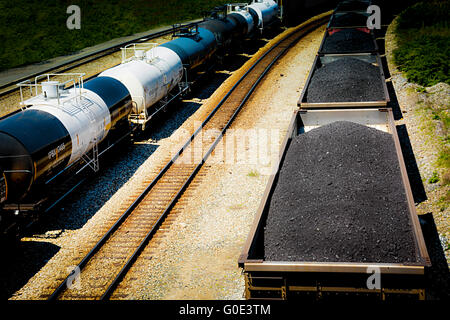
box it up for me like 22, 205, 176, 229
305, 57, 386, 103
263, 120, 419, 263
321, 29, 376, 53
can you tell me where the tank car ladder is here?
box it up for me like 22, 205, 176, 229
80, 138, 99, 173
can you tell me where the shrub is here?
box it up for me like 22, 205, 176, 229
437, 147, 450, 168
396, 1, 450, 30
428, 171, 440, 184
393, 1, 450, 86
442, 170, 450, 185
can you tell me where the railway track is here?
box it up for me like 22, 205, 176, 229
46, 14, 330, 301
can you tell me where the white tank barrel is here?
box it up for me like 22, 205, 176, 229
100, 47, 183, 115
31, 88, 111, 165
248, 0, 278, 28
233, 10, 255, 35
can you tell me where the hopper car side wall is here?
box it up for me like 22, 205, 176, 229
298, 53, 390, 108
239, 109, 430, 300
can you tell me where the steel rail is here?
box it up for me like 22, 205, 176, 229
48, 15, 329, 301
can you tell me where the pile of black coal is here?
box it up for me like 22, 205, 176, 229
329, 12, 369, 28
306, 57, 385, 103
336, 1, 370, 12
264, 121, 418, 263
321, 29, 375, 53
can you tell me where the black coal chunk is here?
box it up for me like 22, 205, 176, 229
336, 1, 370, 12
329, 12, 369, 28
263, 121, 419, 263
306, 57, 385, 103
321, 29, 375, 53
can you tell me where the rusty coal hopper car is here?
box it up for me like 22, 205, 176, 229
238, 109, 431, 300
298, 53, 390, 108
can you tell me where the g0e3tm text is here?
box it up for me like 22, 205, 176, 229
223, 304, 270, 315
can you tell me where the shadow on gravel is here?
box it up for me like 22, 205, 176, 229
396, 124, 428, 204
194, 72, 231, 100
386, 80, 403, 120
143, 101, 203, 141
379, 54, 403, 120
376, 38, 386, 56
419, 213, 450, 300
30, 142, 159, 233
221, 54, 252, 73
0, 241, 60, 300
233, 38, 270, 56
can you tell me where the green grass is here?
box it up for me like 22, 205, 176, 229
395, 1, 450, 197
437, 147, 450, 169
0, 0, 237, 71
428, 171, 440, 184
415, 102, 449, 181
443, 170, 450, 185
437, 190, 450, 211
393, 1, 450, 87
247, 170, 260, 178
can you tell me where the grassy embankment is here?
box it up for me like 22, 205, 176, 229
0, 0, 234, 71
393, 1, 450, 209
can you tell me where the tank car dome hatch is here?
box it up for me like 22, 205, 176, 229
41, 81, 60, 99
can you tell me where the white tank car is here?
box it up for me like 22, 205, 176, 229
248, 0, 279, 29
231, 7, 255, 35
25, 86, 111, 166
0, 1, 283, 207
100, 46, 183, 124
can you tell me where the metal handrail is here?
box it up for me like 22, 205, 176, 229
17, 73, 85, 108
226, 3, 249, 14
120, 43, 158, 63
